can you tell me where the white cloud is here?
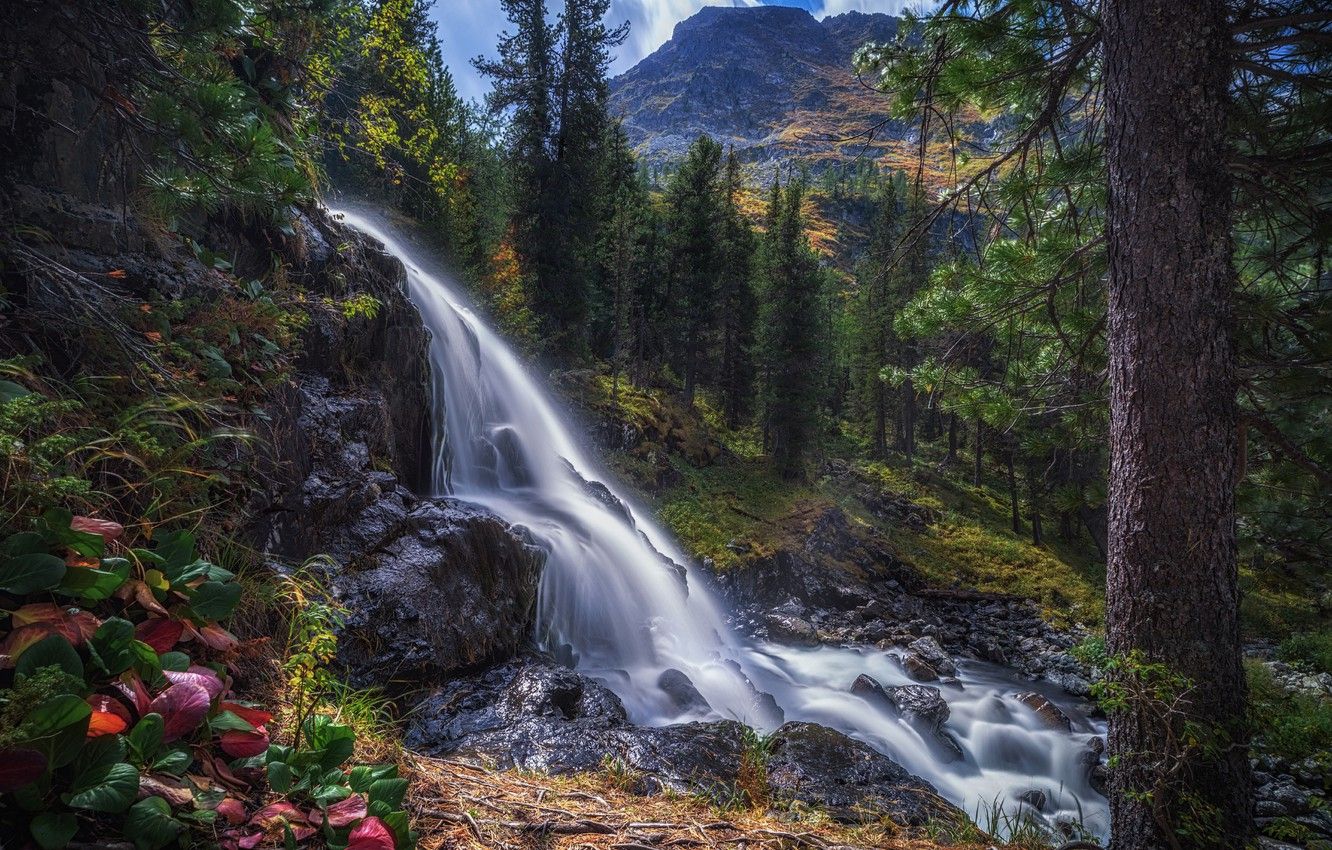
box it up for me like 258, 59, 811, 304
607, 0, 760, 74
813, 0, 921, 18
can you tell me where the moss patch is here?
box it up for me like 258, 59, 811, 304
659, 458, 827, 571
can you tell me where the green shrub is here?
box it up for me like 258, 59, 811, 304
1247, 660, 1332, 765
1278, 630, 1332, 675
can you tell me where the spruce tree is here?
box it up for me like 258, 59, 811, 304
758, 179, 825, 480
664, 135, 726, 404
849, 175, 900, 456
717, 148, 757, 427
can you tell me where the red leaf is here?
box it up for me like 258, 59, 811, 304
219, 701, 273, 729
250, 801, 306, 829
136, 618, 184, 653
10, 605, 100, 645
183, 621, 239, 652
11, 603, 66, 626
0, 748, 47, 792
216, 797, 247, 825
71, 515, 124, 541
0, 623, 57, 668
201, 754, 247, 790
219, 728, 269, 759
323, 794, 367, 827
164, 667, 224, 702
346, 816, 396, 850
115, 672, 153, 715
149, 681, 211, 742
87, 694, 132, 737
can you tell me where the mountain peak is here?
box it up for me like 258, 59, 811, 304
610, 6, 902, 171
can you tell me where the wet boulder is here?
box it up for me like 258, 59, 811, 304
907, 636, 957, 676
333, 500, 546, 685
1013, 691, 1073, 731
406, 657, 630, 774
766, 612, 820, 646
900, 651, 940, 682
766, 722, 964, 826
851, 676, 962, 762
657, 668, 710, 714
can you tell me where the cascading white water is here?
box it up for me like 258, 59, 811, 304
335, 209, 1109, 840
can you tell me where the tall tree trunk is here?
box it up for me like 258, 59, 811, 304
946, 413, 958, 464
1104, 0, 1250, 846
973, 415, 983, 486
872, 383, 888, 458
1006, 447, 1021, 534
902, 378, 916, 464
1025, 460, 1043, 547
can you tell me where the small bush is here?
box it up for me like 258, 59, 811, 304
1278, 630, 1332, 675
1247, 660, 1332, 764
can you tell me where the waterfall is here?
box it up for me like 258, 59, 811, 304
335, 209, 1109, 839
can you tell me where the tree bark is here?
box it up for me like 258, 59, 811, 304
1006, 447, 1021, 534
872, 383, 888, 457
901, 378, 916, 464
973, 415, 983, 486
1104, 0, 1251, 846
1025, 459, 1043, 547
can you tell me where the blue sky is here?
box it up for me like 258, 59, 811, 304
433, 0, 916, 103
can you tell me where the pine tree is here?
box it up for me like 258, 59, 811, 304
848, 175, 900, 456
664, 135, 726, 404
717, 148, 757, 427
593, 121, 657, 403
758, 179, 825, 480
476, 0, 627, 360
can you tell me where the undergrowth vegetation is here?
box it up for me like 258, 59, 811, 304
0, 496, 415, 849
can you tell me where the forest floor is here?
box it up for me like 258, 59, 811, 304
398, 753, 998, 850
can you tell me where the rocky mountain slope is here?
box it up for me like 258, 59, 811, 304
609, 6, 914, 172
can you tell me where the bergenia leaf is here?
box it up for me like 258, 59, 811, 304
346, 816, 396, 850
116, 672, 153, 715
0, 623, 58, 668
216, 797, 247, 825
149, 682, 211, 742
0, 552, 67, 594
219, 729, 269, 759
323, 794, 368, 827
164, 667, 224, 701
87, 694, 133, 738
70, 516, 125, 543
219, 702, 273, 728
136, 618, 184, 653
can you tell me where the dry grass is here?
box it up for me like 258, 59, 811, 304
396, 753, 996, 850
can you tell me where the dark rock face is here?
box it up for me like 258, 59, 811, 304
766, 722, 961, 826
332, 500, 545, 685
